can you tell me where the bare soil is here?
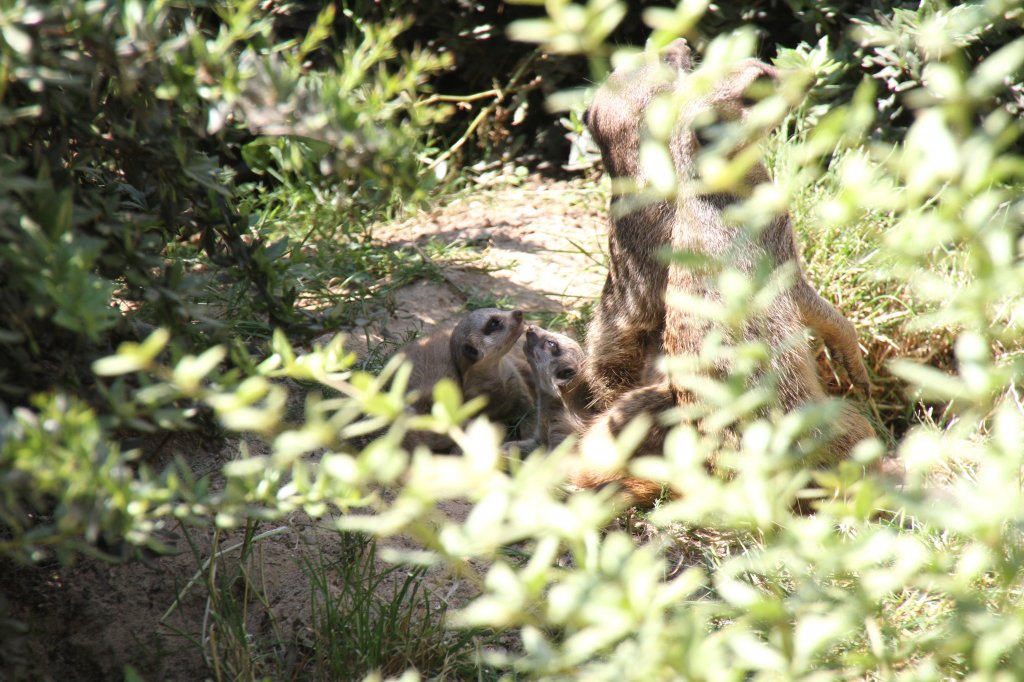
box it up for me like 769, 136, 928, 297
0, 177, 612, 681
343, 178, 609, 354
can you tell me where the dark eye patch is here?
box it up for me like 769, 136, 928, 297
484, 318, 502, 334
555, 368, 576, 381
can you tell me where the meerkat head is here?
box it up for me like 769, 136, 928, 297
585, 38, 792, 188
450, 308, 526, 375
524, 325, 584, 400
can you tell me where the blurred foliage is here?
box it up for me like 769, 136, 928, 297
2, 0, 1024, 680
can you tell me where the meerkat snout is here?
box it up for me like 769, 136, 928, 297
524, 325, 539, 348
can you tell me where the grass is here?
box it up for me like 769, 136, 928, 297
158, 180, 461, 347
298, 533, 489, 680
166, 523, 494, 682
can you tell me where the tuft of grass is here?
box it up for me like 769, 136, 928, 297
463, 293, 520, 311
168, 524, 494, 681
298, 532, 490, 681
527, 300, 596, 340
159, 180, 472, 347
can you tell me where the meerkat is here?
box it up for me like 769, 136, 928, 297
506, 327, 673, 507
397, 308, 534, 451
567, 38, 870, 416
565, 380, 676, 506
503, 325, 587, 453
568, 39, 873, 506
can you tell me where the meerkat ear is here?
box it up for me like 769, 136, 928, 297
741, 64, 781, 107
462, 343, 480, 362
661, 38, 693, 71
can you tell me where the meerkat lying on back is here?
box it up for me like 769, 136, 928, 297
397, 308, 534, 451
504, 325, 585, 452
567, 39, 874, 506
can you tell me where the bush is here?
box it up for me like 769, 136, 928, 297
3, 0, 1024, 680
0, 1, 450, 400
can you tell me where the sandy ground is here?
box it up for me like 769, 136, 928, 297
346, 178, 609, 352
0, 177, 613, 681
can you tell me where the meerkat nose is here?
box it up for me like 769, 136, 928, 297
512, 310, 524, 322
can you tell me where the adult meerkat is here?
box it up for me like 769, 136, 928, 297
569, 40, 874, 505
398, 308, 534, 450
568, 39, 871, 414
505, 325, 586, 452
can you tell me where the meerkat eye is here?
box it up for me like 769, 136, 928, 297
694, 126, 715, 147
484, 318, 502, 334
555, 368, 576, 381
545, 339, 558, 351
462, 343, 480, 361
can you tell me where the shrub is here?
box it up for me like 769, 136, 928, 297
0, 1, 451, 400
2, 0, 1024, 680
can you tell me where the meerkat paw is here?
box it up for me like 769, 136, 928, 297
836, 345, 872, 396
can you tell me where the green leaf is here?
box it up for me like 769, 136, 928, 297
172, 346, 227, 394
968, 37, 1024, 99
1, 25, 32, 54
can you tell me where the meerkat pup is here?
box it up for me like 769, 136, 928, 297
504, 325, 586, 453
569, 39, 873, 506
567, 38, 870, 415
397, 308, 534, 450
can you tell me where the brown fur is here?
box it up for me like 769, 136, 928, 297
398, 308, 534, 451
569, 39, 873, 506
567, 38, 870, 415
570, 383, 676, 507
505, 326, 587, 452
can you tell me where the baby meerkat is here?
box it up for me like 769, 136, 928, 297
505, 326, 586, 452
398, 308, 534, 451
568, 39, 874, 506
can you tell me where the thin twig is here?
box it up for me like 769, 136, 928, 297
427, 51, 541, 172
417, 89, 501, 106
